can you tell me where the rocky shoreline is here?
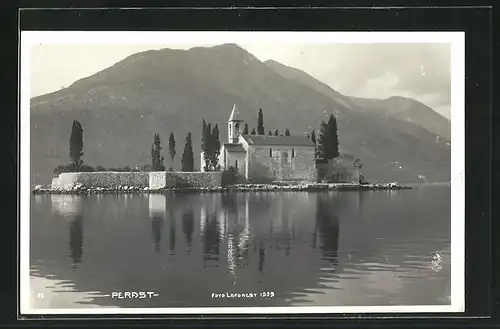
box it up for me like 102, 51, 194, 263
32, 182, 411, 195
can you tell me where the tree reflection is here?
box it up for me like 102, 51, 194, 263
182, 209, 194, 254
151, 214, 163, 253
202, 212, 221, 263
68, 214, 83, 269
168, 210, 176, 254
316, 195, 340, 266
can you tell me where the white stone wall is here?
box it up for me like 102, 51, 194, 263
150, 171, 223, 189
149, 172, 166, 189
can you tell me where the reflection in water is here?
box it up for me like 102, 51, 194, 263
182, 209, 194, 254
51, 194, 82, 218
168, 210, 176, 254
316, 195, 340, 266
34, 187, 451, 308
149, 195, 165, 253
68, 214, 83, 269
151, 214, 163, 253
203, 213, 221, 263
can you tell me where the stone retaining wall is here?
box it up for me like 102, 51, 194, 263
149, 171, 222, 189
50, 171, 222, 191
51, 172, 150, 190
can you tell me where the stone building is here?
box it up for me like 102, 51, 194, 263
201, 104, 316, 182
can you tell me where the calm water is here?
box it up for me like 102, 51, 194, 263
29, 186, 451, 309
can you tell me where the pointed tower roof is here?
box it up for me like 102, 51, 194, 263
228, 103, 243, 122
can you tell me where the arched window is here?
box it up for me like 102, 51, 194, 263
269, 148, 272, 157
292, 148, 295, 158
235, 160, 238, 169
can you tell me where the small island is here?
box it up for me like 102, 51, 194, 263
33, 105, 411, 195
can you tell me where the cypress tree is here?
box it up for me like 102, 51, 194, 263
243, 123, 249, 135
327, 114, 340, 159
181, 132, 194, 171
201, 119, 207, 152
317, 121, 329, 160
152, 133, 165, 171
251, 128, 256, 135
274, 129, 279, 136
211, 124, 221, 170
69, 120, 84, 170
285, 128, 291, 136
204, 123, 212, 171
311, 130, 316, 145
168, 132, 176, 171
257, 108, 265, 135
268, 130, 272, 136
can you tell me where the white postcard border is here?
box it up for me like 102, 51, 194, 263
20, 31, 465, 315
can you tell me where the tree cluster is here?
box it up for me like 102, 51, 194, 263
181, 132, 195, 171
201, 119, 221, 171
151, 133, 165, 171
317, 114, 340, 160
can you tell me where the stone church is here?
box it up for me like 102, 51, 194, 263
201, 104, 316, 182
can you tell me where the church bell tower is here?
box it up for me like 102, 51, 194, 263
228, 103, 243, 143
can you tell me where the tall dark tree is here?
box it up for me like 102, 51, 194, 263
327, 114, 340, 159
317, 121, 329, 160
251, 128, 256, 135
201, 119, 207, 152
69, 120, 84, 170
257, 108, 265, 135
268, 130, 272, 136
274, 129, 279, 136
285, 128, 291, 136
168, 132, 176, 171
203, 123, 212, 171
311, 129, 317, 159
181, 132, 194, 171
151, 133, 165, 171
243, 123, 249, 135
210, 124, 221, 171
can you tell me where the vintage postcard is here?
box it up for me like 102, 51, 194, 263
20, 31, 465, 315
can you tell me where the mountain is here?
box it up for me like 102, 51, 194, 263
30, 43, 451, 185
264, 60, 451, 140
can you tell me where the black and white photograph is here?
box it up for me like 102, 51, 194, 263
20, 31, 465, 315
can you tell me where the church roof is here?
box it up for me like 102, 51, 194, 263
223, 143, 246, 152
228, 103, 243, 122
242, 134, 315, 147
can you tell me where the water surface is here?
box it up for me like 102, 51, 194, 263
29, 186, 451, 309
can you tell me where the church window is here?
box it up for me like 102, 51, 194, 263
292, 148, 295, 158
269, 148, 272, 157
235, 160, 238, 169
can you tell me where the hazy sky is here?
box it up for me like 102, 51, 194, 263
29, 42, 451, 118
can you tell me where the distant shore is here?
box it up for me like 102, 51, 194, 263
32, 182, 411, 195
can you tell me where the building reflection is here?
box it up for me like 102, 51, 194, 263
51, 194, 82, 218
148, 195, 166, 253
